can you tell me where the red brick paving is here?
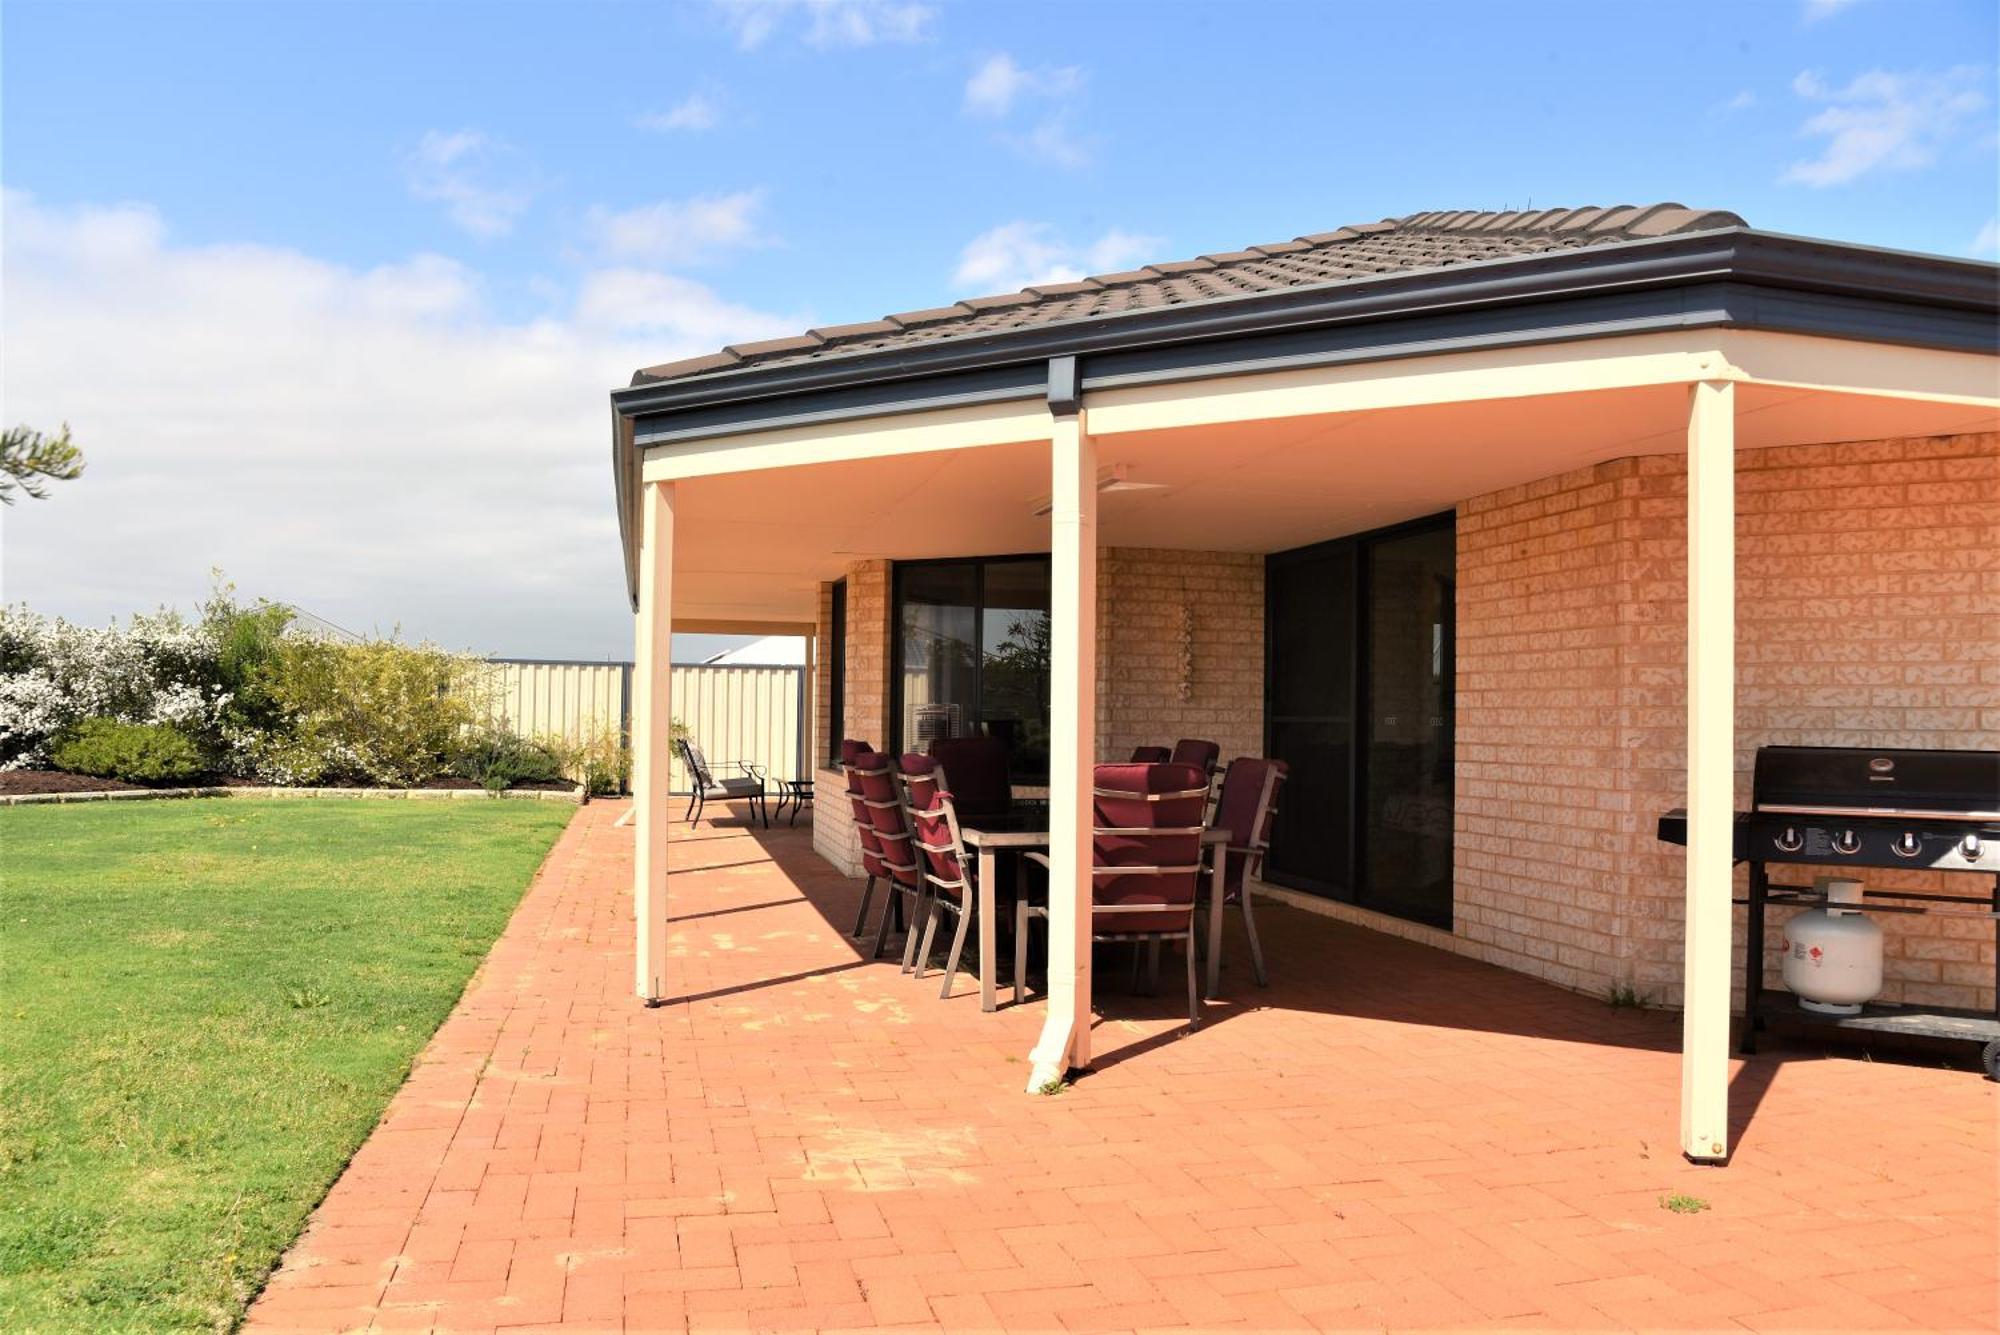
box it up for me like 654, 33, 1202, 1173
247, 802, 1998, 1334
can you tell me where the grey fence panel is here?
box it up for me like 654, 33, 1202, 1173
480, 659, 802, 795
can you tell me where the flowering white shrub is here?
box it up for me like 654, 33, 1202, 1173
3, 594, 489, 785
0, 606, 231, 769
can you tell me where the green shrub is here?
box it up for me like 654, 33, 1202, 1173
452, 726, 566, 792
240, 638, 475, 787
538, 725, 633, 796
51, 718, 204, 784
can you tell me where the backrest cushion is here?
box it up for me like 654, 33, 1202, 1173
1169, 738, 1220, 777
1090, 761, 1206, 929
928, 735, 1010, 818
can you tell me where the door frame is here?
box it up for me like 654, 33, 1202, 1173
1263, 510, 1456, 924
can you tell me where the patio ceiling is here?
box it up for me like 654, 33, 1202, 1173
665, 369, 1998, 626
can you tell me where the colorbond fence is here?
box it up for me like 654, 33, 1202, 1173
479, 659, 804, 794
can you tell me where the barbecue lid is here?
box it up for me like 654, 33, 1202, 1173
1753, 746, 2000, 816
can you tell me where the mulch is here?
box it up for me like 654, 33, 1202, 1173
0, 771, 575, 796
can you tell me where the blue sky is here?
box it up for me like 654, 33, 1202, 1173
4, 0, 1995, 659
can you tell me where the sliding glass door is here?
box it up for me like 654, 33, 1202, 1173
1265, 514, 1455, 928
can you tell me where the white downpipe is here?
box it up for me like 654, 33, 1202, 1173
634, 480, 676, 1002
1681, 377, 1735, 1162
1027, 412, 1098, 1091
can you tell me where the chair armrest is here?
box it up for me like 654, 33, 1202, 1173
1023, 852, 1051, 870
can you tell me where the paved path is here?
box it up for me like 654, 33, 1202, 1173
248, 801, 1997, 1333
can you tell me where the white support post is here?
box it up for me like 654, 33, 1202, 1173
1681, 378, 1735, 1163
1027, 410, 1097, 1091
634, 480, 676, 1003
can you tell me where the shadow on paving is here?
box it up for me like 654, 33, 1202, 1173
688, 799, 1979, 1155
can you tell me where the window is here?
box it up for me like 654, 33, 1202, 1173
825, 579, 846, 764
893, 555, 1051, 782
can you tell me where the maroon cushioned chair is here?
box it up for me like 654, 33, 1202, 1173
1200, 757, 1288, 993
1168, 738, 1220, 779
1018, 761, 1210, 1028
840, 741, 884, 938
1129, 745, 1171, 763
928, 735, 1011, 820
898, 753, 984, 998
848, 751, 923, 963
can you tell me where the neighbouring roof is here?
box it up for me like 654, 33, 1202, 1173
632, 203, 1747, 386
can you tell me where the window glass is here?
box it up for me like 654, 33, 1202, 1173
893, 556, 1052, 782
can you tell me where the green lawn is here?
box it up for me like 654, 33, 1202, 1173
0, 798, 575, 1334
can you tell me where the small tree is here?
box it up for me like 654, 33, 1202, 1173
1, 424, 85, 504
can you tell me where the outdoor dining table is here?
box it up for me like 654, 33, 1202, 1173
959, 813, 1232, 1012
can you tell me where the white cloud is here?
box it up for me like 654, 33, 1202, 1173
963, 52, 1094, 168
586, 191, 768, 264
714, 0, 934, 51
403, 130, 536, 237
0, 191, 801, 657
1782, 66, 1989, 187
1715, 89, 1756, 114
963, 53, 1082, 118
1973, 217, 1999, 257
636, 93, 721, 133
1004, 116, 1094, 170
951, 222, 1163, 296
1802, 0, 1861, 22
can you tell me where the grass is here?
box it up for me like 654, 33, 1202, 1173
1660, 1192, 1712, 1215
0, 798, 574, 1333
1605, 983, 1649, 1009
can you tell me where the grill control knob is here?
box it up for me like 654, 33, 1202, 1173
1892, 831, 1922, 859
1833, 829, 1861, 855
1776, 826, 1804, 853
1962, 834, 1984, 862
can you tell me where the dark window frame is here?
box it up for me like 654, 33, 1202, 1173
825, 578, 847, 765
889, 552, 1052, 779
1263, 510, 1456, 927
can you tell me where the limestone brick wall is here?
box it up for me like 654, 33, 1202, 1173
811, 561, 893, 876
1455, 430, 1999, 1011
1095, 548, 1265, 765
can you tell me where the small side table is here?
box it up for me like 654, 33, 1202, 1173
773, 777, 814, 827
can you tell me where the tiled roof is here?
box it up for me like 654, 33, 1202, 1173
632, 203, 1746, 385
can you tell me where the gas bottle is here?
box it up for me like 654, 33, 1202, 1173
1778, 876, 1883, 1015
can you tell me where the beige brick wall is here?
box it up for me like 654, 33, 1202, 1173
811, 561, 893, 876
1096, 548, 1265, 764
1456, 430, 1999, 1011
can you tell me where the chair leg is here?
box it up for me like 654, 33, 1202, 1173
1014, 900, 1030, 1007
913, 897, 943, 980
871, 885, 899, 960
1146, 939, 1162, 996
851, 875, 876, 939
1239, 893, 1268, 986
1185, 932, 1200, 1030
902, 887, 932, 973
684, 791, 698, 823
939, 901, 973, 1001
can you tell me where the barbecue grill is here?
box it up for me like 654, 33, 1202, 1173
1659, 745, 2000, 1078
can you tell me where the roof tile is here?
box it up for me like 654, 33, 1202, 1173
629, 202, 1749, 385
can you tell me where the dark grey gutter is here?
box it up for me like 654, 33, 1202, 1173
613, 227, 1998, 605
